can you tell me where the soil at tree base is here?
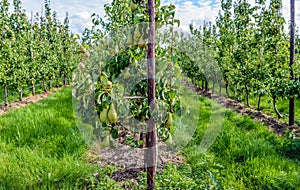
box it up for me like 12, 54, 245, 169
89, 127, 185, 187
0, 86, 67, 115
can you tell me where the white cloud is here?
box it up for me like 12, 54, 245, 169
198, 0, 212, 7
8, 0, 111, 34
6, 0, 300, 34
164, 0, 221, 31
69, 11, 93, 33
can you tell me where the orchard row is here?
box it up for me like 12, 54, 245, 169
0, 0, 80, 105
75, 0, 300, 144
182, 0, 300, 119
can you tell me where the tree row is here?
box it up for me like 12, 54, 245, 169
181, 0, 299, 120
0, 0, 80, 105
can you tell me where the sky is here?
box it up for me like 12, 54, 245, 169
7, 0, 300, 34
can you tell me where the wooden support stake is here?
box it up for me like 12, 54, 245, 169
146, 0, 156, 189
289, 0, 295, 126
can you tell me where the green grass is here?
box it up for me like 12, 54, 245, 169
141, 96, 300, 189
204, 80, 300, 124
0, 85, 299, 189
0, 87, 122, 189
236, 92, 300, 125
246, 94, 300, 124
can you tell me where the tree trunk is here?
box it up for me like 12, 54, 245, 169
56, 77, 59, 88
42, 78, 47, 92
257, 94, 261, 111
19, 89, 23, 102
32, 83, 35, 96
202, 80, 204, 90
205, 80, 209, 92
4, 85, 8, 106
219, 82, 222, 96
225, 80, 229, 97
245, 84, 249, 107
235, 83, 240, 101
62, 74, 66, 86
289, 97, 294, 125
272, 97, 282, 119
50, 78, 53, 89
212, 81, 215, 94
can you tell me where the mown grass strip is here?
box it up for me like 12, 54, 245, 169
151, 97, 300, 189
0, 87, 122, 189
0, 86, 299, 189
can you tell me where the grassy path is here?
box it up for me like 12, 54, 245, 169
153, 96, 300, 189
0, 87, 120, 189
0, 86, 299, 189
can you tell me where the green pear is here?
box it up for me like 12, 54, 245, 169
108, 103, 118, 124
130, 3, 137, 12
165, 112, 173, 126
79, 62, 85, 72
134, 29, 142, 39
106, 81, 113, 89
101, 135, 110, 148
100, 108, 108, 122
124, 70, 131, 79
165, 133, 173, 146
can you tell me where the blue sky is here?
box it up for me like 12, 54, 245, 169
7, 0, 300, 34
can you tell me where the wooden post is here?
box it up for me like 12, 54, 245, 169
169, 17, 174, 113
289, 0, 295, 126
146, 0, 156, 189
